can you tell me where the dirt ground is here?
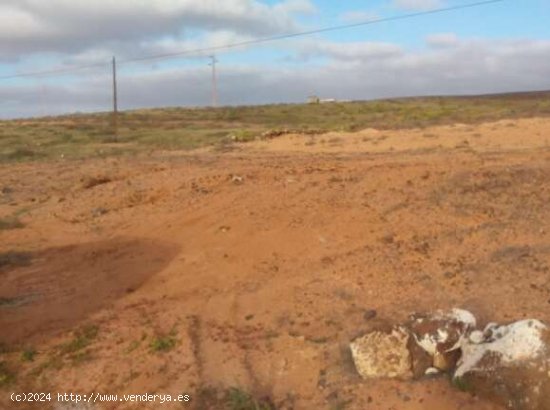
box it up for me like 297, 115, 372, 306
2, 117, 550, 409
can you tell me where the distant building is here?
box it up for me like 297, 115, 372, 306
308, 96, 339, 104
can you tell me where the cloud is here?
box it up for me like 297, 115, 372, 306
2, 36, 550, 119
274, 0, 317, 15
0, 0, 314, 58
426, 33, 460, 48
392, 0, 444, 11
299, 40, 403, 61
61, 30, 255, 66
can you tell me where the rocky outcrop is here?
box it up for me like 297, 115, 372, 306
350, 310, 550, 410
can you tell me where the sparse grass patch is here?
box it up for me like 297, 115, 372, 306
149, 334, 177, 353
81, 175, 112, 189
452, 376, 472, 392
20, 348, 37, 362
0, 251, 32, 271
0, 343, 9, 354
125, 340, 141, 354
0, 216, 24, 230
60, 324, 99, 355
3, 92, 550, 162
229, 130, 258, 142
69, 350, 93, 365
31, 355, 63, 376
226, 387, 274, 410
195, 386, 275, 409
3, 148, 42, 162
330, 400, 352, 410
0, 361, 15, 386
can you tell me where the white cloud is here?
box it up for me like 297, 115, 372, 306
426, 33, 460, 48
300, 40, 403, 60
0, 0, 314, 58
62, 31, 255, 66
392, 0, 444, 11
0, 5, 55, 39
274, 0, 317, 15
3, 36, 550, 118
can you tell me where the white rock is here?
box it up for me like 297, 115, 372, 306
455, 319, 548, 378
469, 330, 485, 344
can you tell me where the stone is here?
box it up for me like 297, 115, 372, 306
349, 310, 550, 410
350, 326, 412, 380
231, 175, 244, 184
454, 319, 550, 410
408, 308, 476, 375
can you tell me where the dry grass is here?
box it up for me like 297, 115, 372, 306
2, 91, 550, 163
0, 216, 24, 230
0, 251, 32, 271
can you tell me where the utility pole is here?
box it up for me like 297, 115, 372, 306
208, 55, 218, 107
112, 56, 119, 140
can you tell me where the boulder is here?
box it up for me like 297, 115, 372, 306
350, 326, 412, 380
408, 308, 476, 377
349, 310, 550, 410
454, 320, 550, 410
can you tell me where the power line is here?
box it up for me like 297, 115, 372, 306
0, 0, 505, 81
120, 0, 504, 64
0, 61, 110, 81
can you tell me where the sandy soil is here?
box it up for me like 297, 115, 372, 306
2, 117, 550, 409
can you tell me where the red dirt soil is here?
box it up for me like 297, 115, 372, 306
2, 117, 550, 409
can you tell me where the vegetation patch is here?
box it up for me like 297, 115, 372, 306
0, 216, 24, 230
0, 361, 15, 386
20, 348, 37, 362
3, 92, 550, 162
0, 251, 32, 271
149, 334, 177, 353
452, 375, 472, 392
60, 324, 99, 355
81, 176, 113, 189
195, 387, 275, 410
226, 387, 274, 410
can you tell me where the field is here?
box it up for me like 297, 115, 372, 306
2, 92, 550, 409
2, 91, 550, 162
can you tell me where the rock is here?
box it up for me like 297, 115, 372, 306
230, 175, 244, 185
454, 319, 550, 410
350, 310, 550, 409
408, 309, 476, 376
350, 326, 412, 380
350, 309, 476, 380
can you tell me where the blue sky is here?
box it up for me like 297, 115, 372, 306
1, 0, 549, 117
313, 0, 549, 41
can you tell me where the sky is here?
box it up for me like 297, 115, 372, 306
0, 0, 549, 118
